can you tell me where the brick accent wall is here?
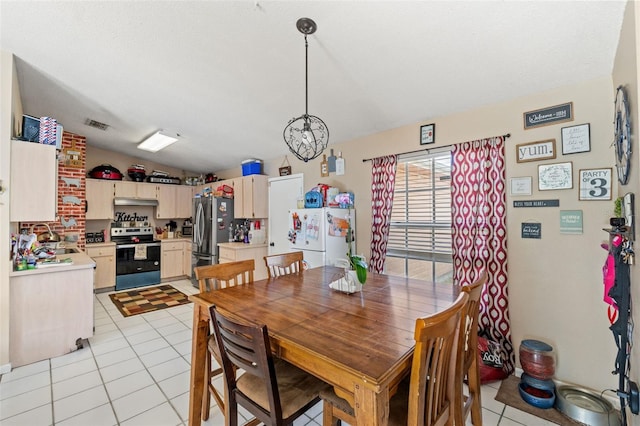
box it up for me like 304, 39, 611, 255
21, 131, 87, 250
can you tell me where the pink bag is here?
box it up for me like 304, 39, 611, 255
603, 252, 617, 308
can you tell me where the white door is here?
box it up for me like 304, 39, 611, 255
268, 173, 304, 255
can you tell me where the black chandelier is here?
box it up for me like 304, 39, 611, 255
283, 18, 329, 162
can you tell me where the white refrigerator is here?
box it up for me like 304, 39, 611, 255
288, 208, 355, 269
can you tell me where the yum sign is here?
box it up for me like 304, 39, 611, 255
516, 139, 556, 163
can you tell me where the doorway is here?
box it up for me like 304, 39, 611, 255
268, 174, 304, 255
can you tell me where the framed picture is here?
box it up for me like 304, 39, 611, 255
560, 210, 583, 234
516, 139, 556, 163
579, 168, 612, 200
538, 162, 573, 191
524, 102, 573, 129
562, 123, 590, 155
420, 124, 435, 145
510, 177, 532, 196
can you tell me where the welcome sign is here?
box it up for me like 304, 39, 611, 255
524, 102, 573, 129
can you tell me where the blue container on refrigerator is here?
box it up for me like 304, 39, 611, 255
288, 208, 355, 269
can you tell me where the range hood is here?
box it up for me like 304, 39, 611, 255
113, 197, 158, 207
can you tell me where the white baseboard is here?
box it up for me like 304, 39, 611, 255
0, 362, 11, 375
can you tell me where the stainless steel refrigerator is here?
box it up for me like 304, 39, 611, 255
192, 197, 234, 276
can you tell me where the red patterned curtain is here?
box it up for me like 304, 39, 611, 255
451, 136, 514, 372
369, 155, 398, 273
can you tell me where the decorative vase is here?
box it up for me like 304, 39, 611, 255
344, 270, 363, 293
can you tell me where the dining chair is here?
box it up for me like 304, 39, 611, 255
209, 304, 330, 426
455, 271, 488, 426
320, 291, 469, 426
264, 251, 304, 278
194, 259, 255, 421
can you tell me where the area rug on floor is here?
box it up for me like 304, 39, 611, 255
495, 374, 586, 425
109, 285, 191, 317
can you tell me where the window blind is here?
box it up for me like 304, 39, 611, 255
386, 151, 453, 276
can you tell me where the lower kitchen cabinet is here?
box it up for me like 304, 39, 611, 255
9, 253, 95, 367
161, 239, 191, 279
218, 242, 268, 280
86, 244, 116, 290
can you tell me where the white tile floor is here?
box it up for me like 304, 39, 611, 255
0, 279, 553, 426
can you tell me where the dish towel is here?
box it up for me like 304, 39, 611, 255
134, 244, 147, 260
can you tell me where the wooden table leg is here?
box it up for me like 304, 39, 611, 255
353, 382, 389, 425
189, 306, 208, 426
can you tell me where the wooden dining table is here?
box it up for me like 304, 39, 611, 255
188, 265, 460, 426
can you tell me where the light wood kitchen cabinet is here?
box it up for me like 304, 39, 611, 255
156, 185, 193, 219
85, 179, 115, 220
183, 241, 192, 278
10, 140, 57, 222
233, 175, 268, 219
86, 244, 116, 289
114, 181, 157, 199
161, 239, 191, 279
218, 242, 268, 280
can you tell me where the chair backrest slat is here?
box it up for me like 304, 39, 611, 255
408, 291, 468, 426
264, 251, 304, 278
195, 259, 255, 292
210, 305, 284, 425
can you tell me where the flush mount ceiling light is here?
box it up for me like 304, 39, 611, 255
283, 17, 329, 163
137, 130, 179, 153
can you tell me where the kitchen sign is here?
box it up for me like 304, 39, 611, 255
524, 102, 573, 129
516, 139, 556, 163
521, 222, 542, 239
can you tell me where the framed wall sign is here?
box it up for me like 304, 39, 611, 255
516, 139, 556, 163
560, 210, 583, 234
420, 124, 435, 145
510, 177, 532, 196
521, 222, 542, 239
538, 162, 573, 191
561, 123, 590, 155
579, 168, 612, 200
524, 102, 573, 129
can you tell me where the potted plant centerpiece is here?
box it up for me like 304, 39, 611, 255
346, 209, 367, 285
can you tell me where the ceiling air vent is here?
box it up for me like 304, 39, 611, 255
85, 119, 109, 131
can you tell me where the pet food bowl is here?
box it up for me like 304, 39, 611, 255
519, 382, 556, 409
555, 385, 620, 426
519, 339, 556, 380
521, 373, 555, 392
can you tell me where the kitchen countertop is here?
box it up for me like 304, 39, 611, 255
85, 242, 116, 248
9, 252, 96, 277
160, 237, 192, 243
218, 242, 268, 249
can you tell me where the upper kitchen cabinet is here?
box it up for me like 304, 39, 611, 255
234, 175, 268, 219
85, 179, 115, 220
156, 185, 193, 219
114, 181, 157, 199
10, 141, 57, 222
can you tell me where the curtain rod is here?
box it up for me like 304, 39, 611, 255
361, 133, 511, 163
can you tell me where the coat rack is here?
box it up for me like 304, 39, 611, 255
604, 219, 638, 424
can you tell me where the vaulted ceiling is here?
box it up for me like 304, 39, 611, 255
0, 1, 627, 173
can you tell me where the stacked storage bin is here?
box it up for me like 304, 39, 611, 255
518, 339, 556, 408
